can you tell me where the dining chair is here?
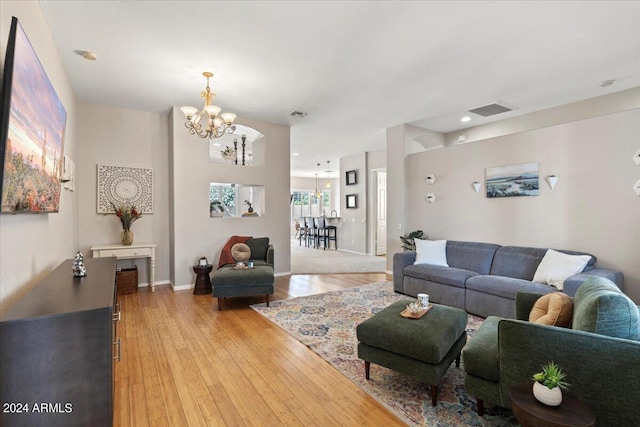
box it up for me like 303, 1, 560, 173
304, 217, 316, 248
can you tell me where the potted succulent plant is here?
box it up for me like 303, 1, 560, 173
531, 361, 570, 406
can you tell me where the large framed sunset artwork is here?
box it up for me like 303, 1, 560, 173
0, 17, 67, 213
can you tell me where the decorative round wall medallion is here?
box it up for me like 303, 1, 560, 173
97, 165, 153, 213
425, 174, 436, 185
114, 177, 140, 199
425, 193, 436, 203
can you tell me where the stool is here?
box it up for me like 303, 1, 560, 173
192, 264, 213, 295
212, 264, 274, 310
356, 300, 468, 406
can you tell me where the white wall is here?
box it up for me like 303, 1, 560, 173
76, 102, 171, 286
386, 124, 408, 269
406, 107, 640, 302
171, 109, 291, 287
339, 153, 367, 253
0, 1, 78, 308
366, 149, 386, 255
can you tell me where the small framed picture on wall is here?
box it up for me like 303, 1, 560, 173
346, 194, 357, 209
346, 170, 357, 185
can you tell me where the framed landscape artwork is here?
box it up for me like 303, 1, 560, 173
485, 161, 539, 198
0, 18, 67, 213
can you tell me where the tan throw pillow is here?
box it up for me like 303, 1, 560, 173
231, 243, 251, 262
529, 292, 574, 327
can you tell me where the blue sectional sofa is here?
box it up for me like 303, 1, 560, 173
393, 241, 624, 318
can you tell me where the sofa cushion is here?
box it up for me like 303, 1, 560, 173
466, 275, 556, 300
461, 316, 500, 382
246, 237, 269, 260
414, 239, 448, 266
533, 249, 591, 290
490, 246, 596, 281
231, 243, 251, 262
446, 241, 500, 274
403, 264, 477, 288
573, 277, 640, 340
529, 292, 573, 327
490, 246, 547, 280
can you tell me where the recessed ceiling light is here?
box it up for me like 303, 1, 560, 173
213, 142, 221, 146
460, 116, 471, 123
600, 79, 615, 88
292, 153, 299, 156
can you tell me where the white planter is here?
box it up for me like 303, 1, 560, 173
532, 381, 563, 406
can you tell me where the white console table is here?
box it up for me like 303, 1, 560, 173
91, 243, 157, 292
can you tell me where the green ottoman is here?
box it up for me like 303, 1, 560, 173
356, 300, 468, 406
212, 264, 274, 310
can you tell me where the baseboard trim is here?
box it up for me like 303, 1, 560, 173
385, 269, 393, 275
172, 283, 194, 292
337, 249, 369, 256
138, 280, 171, 288
275, 271, 291, 277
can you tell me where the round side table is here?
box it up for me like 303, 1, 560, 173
192, 264, 213, 295
510, 383, 595, 427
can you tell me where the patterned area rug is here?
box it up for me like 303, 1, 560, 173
252, 281, 517, 426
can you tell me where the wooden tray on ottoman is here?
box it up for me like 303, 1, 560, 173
117, 267, 138, 295
400, 304, 433, 319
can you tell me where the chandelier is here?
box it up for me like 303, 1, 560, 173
181, 72, 237, 139
315, 163, 322, 198
325, 160, 331, 188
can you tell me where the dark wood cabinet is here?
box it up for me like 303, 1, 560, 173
0, 257, 119, 427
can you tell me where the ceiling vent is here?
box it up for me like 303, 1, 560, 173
468, 102, 512, 117
289, 111, 308, 118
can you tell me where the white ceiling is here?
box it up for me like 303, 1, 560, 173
38, 1, 640, 178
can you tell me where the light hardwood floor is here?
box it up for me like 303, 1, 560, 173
114, 273, 406, 426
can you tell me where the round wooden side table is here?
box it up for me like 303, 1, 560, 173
192, 264, 213, 295
510, 383, 595, 427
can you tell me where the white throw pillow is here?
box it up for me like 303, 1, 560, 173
414, 239, 449, 267
532, 249, 591, 290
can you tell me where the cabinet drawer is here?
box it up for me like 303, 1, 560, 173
95, 247, 151, 258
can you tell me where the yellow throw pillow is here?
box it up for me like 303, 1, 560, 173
529, 292, 574, 327
231, 243, 251, 262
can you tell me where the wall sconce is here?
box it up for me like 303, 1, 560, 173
633, 179, 640, 196
425, 174, 436, 185
634, 150, 640, 166
547, 175, 559, 190
425, 193, 436, 203
472, 181, 481, 194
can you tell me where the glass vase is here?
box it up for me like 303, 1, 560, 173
121, 230, 134, 246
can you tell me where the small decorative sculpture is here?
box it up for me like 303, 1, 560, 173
407, 301, 422, 314
73, 251, 87, 277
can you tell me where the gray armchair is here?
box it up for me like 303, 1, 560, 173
461, 277, 640, 426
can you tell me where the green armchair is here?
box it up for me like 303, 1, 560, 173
461, 277, 640, 427
212, 237, 275, 310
